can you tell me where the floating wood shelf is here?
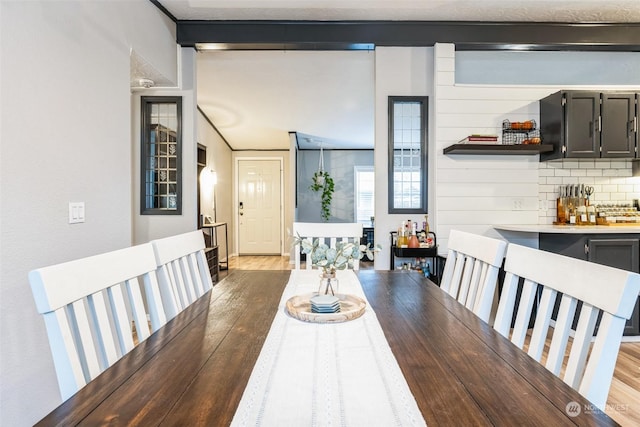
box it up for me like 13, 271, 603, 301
443, 144, 554, 155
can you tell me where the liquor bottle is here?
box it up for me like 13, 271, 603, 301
397, 223, 408, 248
556, 186, 566, 223
408, 223, 420, 248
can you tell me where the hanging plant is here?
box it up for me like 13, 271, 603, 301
310, 170, 334, 221
310, 144, 334, 221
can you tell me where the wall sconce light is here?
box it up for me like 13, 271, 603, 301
199, 168, 217, 188
199, 168, 218, 222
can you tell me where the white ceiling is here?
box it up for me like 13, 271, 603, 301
158, 1, 640, 23
197, 50, 375, 150
156, 0, 640, 150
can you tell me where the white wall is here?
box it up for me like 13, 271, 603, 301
433, 43, 542, 249
0, 2, 178, 424
132, 47, 199, 245
198, 110, 233, 258
373, 47, 434, 269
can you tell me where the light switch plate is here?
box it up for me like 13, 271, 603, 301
68, 202, 85, 224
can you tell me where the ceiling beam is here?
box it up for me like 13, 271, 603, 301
177, 20, 640, 51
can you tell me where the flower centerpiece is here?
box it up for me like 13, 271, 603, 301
292, 233, 381, 295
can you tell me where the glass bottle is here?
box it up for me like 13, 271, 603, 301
408, 223, 420, 248
568, 204, 577, 225
557, 196, 566, 224
423, 263, 430, 278
576, 198, 589, 225
587, 203, 597, 225
397, 224, 408, 248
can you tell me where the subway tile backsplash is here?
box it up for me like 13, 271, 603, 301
538, 159, 639, 224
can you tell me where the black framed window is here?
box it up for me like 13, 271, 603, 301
141, 96, 182, 215
388, 96, 428, 214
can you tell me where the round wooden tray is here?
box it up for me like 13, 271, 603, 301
285, 293, 366, 323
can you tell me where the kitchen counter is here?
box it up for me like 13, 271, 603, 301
494, 224, 640, 337
494, 224, 640, 234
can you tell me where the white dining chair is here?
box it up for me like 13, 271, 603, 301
493, 243, 640, 410
150, 230, 214, 320
29, 243, 167, 400
292, 222, 364, 270
439, 230, 507, 323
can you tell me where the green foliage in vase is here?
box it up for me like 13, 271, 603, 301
292, 234, 382, 273
310, 171, 334, 221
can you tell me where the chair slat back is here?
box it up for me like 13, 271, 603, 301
439, 230, 507, 322
151, 230, 213, 319
493, 243, 640, 410
29, 243, 165, 400
292, 222, 364, 270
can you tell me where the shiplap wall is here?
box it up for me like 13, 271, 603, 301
435, 43, 551, 249
433, 43, 640, 250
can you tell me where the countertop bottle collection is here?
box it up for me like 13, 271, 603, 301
556, 184, 640, 225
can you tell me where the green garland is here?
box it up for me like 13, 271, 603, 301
310, 171, 334, 221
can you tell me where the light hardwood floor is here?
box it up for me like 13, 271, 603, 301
223, 255, 640, 426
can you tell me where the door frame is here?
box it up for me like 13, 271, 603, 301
234, 156, 285, 256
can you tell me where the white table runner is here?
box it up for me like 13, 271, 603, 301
231, 270, 427, 426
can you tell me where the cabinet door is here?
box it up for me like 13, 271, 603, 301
539, 91, 564, 161
601, 93, 636, 158
588, 238, 640, 335
564, 91, 600, 158
588, 238, 639, 272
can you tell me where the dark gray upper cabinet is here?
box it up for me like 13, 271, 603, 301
565, 91, 600, 158
601, 92, 637, 158
540, 90, 638, 161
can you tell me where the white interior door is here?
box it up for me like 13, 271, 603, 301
238, 159, 282, 255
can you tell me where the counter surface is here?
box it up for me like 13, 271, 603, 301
494, 224, 640, 234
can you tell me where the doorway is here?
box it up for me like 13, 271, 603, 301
237, 158, 283, 255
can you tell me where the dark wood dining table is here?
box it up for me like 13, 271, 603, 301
36, 269, 616, 426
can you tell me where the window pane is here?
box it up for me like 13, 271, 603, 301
355, 168, 375, 224
141, 97, 182, 215
388, 97, 428, 214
